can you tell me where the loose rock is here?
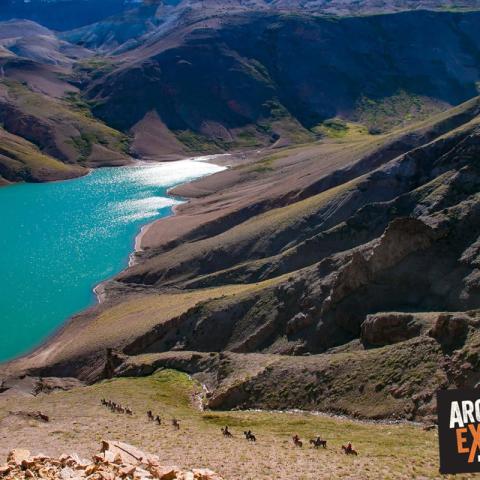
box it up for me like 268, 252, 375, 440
1, 442, 223, 480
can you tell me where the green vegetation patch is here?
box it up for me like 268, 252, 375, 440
249, 156, 275, 173
355, 90, 447, 134
175, 130, 225, 153
314, 118, 349, 138
63, 92, 94, 118
73, 57, 116, 81
313, 118, 369, 139
68, 132, 101, 161
233, 128, 264, 148
262, 100, 289, 120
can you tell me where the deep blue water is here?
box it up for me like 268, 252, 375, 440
0, 159, 225, 362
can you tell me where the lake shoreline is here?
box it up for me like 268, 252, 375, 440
94, 153, 230, 303
0, 155, 228, 366
133, 153, 233, 256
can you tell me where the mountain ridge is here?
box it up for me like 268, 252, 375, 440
3, 95, 480, 424
2, 7, 480, 180
1, 0, 480, 428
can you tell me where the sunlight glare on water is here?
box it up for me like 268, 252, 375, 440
0, 158, 226, 362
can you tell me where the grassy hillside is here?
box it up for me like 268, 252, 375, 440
0, 128, 85, 183
0, 78, 130, 182
0, 369, 452, 480
5, 97, 478, 427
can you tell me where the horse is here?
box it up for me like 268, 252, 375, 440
342, 444, 358, 456
221, 426, 233, 437
310, 437, 327, 449
172, 418, 180, 430
244, 430, 256, 442
155, 416, 161, 425
292, 435, 303, 447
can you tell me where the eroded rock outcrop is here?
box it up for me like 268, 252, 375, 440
361, 313, 424, 347
0, 441, 223, 480
428, 313, 471, 349
0, 376, 83, 398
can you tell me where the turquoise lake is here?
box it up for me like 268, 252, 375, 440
0, 158, 225, 362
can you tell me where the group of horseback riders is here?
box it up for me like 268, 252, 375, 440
295, 434, 356, 454
102, 400, 181, 429
100, 398, 357, 455
101, 398, 133, 416
222, 427, 358, 454
147, 410, 180, 429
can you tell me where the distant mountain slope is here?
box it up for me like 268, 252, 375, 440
0, 20, 90, 65
2, 9, 480, 177
85, 10, 480, 153
61, 3, 171, 53
0, 21, 131, 183
0, 127, 85, 184
3, 0, 480, 45
0, 0, 141, 31
0, 79, 130, 167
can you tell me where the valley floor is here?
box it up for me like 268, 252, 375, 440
0, 370, 469, 480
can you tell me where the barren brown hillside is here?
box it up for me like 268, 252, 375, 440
3, 96, 480, 426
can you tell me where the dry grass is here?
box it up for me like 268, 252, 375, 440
26, 280, 286, 367
0, 128, 84, 180
0, 370, 473, 479
2, 79, 128, 162
88, 284, 277, 347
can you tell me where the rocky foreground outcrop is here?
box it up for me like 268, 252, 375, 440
0, 441, 222, 480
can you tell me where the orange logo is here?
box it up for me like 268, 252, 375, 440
438, 390, 480, 474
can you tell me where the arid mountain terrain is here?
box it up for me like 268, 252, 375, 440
1, 0, 480, 468
0, 0, 145, 31
3, 91, 480, 425
2, 5, 480, 180
0, 19, 131, 183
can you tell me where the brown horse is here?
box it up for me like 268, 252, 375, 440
292, 435, 303, 447
221, 426, 233, 437
244, 430, 256, 442
172, 418, 180, 430
310, 437, 327, 449
342, 444, 358, 456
